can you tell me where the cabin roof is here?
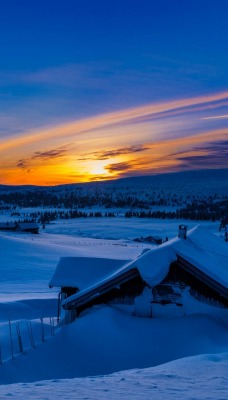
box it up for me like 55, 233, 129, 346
49, 257, 131, 290
0, 222, 16, 229
62, 226, 228, 308
18, 222, 39, 230
171, 226, 228, 288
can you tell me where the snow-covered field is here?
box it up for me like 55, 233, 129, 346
0, 213, 227, 399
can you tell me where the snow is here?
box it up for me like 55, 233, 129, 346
173, 225, 228, 287
133, 246, 177, 287
62, 225, 227, 308
0, 352, 227, 399
136, 224, 228, 289
0, 215, 227, 399
0, 230, 146, 298
49, 257, 131, 289
0, 306, 227, 384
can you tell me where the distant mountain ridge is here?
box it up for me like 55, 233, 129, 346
1, 168, 228, 192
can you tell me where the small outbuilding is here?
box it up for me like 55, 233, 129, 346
0, 222, 17, 231
17, 222, 39, 234
134, 235, 163, 244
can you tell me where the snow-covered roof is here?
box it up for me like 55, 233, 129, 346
172, 226, 228, 288
0, 222, 16, 229
18, 222, 39, 230
133, 225, 228, 289
62, 226, 228, 307
49, 257, 131, 290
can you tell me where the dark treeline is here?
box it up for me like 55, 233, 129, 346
0, 189, 227, 223
125, 199, 228, 222
7, 201, 227, 225
0, 190, 152, 209
7, 210, 115, 225
0, 189, 227, 209
4, 200, 227, 225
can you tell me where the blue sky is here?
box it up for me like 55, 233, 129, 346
0, 0, 228, 184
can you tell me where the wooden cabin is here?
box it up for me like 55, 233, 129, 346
0, 222, 17, 231
50, 226, 228, 324
17, 222, 39, 234
134, 235, 163, 245
0, 221, 39, 234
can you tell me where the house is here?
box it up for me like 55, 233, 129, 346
134, 235, 163, 245
0, 221, 39, 234
50, 225, 228, 324
0, 222, 17, 231
17, 222, 39, 234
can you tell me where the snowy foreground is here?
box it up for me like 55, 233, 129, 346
0, 216, 227, 399
0, 352, 227, 400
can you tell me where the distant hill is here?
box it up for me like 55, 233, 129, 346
0, 184, 39, 192
0, 169, 228, 193
87, 169, 228, 189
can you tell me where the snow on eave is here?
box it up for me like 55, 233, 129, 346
49, 257, 131, 290
62, 244, 177, 307
134, 246, 177, 287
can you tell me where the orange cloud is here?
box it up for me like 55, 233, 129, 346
0, 91, 227, 185
1, 90, 228, 151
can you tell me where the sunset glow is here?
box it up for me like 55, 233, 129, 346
0, 1, 227, 185
0, 94, 227, 185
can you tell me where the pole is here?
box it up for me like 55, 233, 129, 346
8, 315, 14, 359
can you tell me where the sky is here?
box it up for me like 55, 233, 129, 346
0, 0, 228, 185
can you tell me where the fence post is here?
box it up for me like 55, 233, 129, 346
8, 315, 14, 359
16, 323, 24, 354
27, 321, 35, 348
52, 317, 55, 335
0, 342, 2, 365
50, 316, 55, 336
40, 308, 45, 342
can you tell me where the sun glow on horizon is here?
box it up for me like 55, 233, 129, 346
0, 90, 228, 186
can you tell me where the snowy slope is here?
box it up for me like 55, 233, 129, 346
0, 306, 227, 384
0, 230, 146, 299
0, 352, 227, 399
0, 218, 227, 399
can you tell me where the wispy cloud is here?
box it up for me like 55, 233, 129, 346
103, 138, 228, 178
1, 89, 228, 152
201, 115, 228, 120
105, 161, 134, 173
80, 145, 150, 161
0, 90, 227, 185
31, 148, 68, 160
17, 159, 29, 170
16, 146, 69, 172
0, 64, 106, 89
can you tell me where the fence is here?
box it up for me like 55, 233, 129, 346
0, 314, 57, 364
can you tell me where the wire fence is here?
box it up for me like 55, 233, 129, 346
0, 313, 57, 364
